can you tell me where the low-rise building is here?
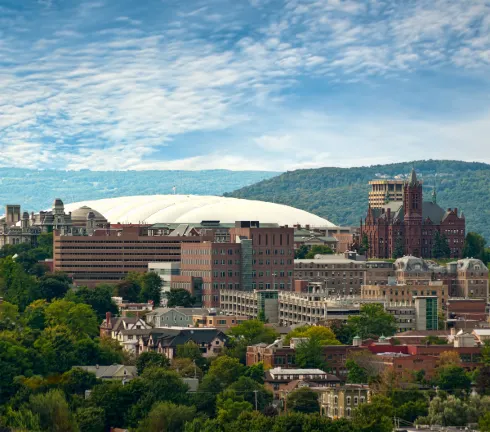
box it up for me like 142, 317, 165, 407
264, 367, 340, 405
74, 365, 137, 381
318, 384, 371, 419
138, 327, 228, 359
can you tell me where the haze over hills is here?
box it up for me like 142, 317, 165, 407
225, 160, 490, 241
0, 169, 277, 212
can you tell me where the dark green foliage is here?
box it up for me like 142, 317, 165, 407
227, 376, 273, 411
114, 280, 141, 303
38, 273, 71, 302
346, 359, 368, 384
359, 233, 369, 256
139, 272, 163, 305
226, 160, 490, 243
305, 245, 334, 258
476, 365, 490, 395
295, 335, 328, 370
432, 231, 451, 259
434, 365, 472, 392
166, 288, 196, 307
352, 395, 393, 432
392, 235, 404, 259
463, 232, 489, 262
65, 284, 118, 321
75, 407, 105, 432
136, 351, 170, 375
137, 402, 196, 432
294, 245, 309, 259
345, 303, 397, 341
286, 387, 320, 414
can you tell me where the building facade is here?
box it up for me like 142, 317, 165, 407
319, 384, 371, 419
360, 169, 465, 259
171, 221, 294, 308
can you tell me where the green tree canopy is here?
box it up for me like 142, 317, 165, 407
137, 402, 196, 432
166, 288, 196, 307
285, 325, 340, 346
136, 351, 170, 375
305, 245, 334, 258
345, 303, 397, 341
463, 232, 488, 262
286, 387, 320, 414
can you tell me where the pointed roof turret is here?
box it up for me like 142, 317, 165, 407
408, 167, 418, 186
431, 186, 437, 204
460, 211, 465, 219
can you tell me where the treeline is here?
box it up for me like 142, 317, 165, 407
226, 160, 490, 241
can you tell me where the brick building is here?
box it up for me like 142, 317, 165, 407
171, 221, 294, 308
54, 225, 210, 286
360, 169, 465, 259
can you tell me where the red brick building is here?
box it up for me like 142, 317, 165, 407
360, 169, 465, 259
171, 221, 295, 308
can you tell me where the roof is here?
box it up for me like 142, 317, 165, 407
74, 365, 137, 379
269, 368, 328, 375
63, 195, 336, 226
71, 206, 108, 223
147, 307, 216, 317
472, 329, 490, 336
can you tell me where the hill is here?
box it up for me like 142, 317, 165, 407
0, 168, 277, 212
225, 160, 490, 241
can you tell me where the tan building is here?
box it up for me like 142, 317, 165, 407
362, 280, 448, 307
318, 384, 371, 419
294, 254, 366, 296
368, 179, 405, 208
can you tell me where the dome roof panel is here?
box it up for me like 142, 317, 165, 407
64, 195, 336, 227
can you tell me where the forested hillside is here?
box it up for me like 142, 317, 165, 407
0, 168, 277, 212
226, 160, 490, 241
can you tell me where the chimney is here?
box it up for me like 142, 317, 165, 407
106, 312, 112, 329
454, 208, 458, 215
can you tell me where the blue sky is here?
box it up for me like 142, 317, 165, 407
0, 0, 489, 171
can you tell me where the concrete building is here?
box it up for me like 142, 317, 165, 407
148, 262, 181, 302
368, 179, 405, 209
319, 384, 371, 419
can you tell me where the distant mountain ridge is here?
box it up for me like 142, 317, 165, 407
0, 168, 277, 212
225, 160, 490, 241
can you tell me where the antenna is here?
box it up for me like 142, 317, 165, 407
172, 186, 176, 195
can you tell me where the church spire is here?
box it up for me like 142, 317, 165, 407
431, 186, 437, 204
408, 167, 418, 186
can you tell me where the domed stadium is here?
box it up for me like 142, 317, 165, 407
64, 195, 336, 227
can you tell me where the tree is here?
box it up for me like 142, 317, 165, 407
60, 367, 98, 395
476, 365, 490, 395
294, 245, 309, 259
432, 230, 451, 259
28, 389, 78, 432
463, 232, 488, 262
0, 257, 40, 310
359, 233, 369, 256
305, 245, 334, 258
227, 376, 273, 411
75, 407, 105, 432
139, 272, 163, 305
285, 325, 340, 346
435, 365, 471, 392
244, 362, 265, 383
392, 235, 404, 259
0, 300, 20, 330
176, 341, 205, 367
166, 288, 195, 307
171, 357, 203, 379
480, 412, 490, 432
136, 351, 170, 375
216, 390, 253, 425
87, 381, 132, 429
352, 395, 393, 432
419, 395, 468, 426
438, 350, 461, 367
208, 355, 245, 388
137, 402, 196, 432
227, 319, 278, 362
34, 325, 79, 373
114, 279, 141, 302
345, 303, 396, 341
45, 300, 99, 338
38, 273, 71, 301
24, 299, 49, 330
295, 335, 328, 370
346, 358, 369, 384
286, 387, 320, 414
65, 285, 118, 321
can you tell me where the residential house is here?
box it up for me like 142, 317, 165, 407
74, 365, 137, 381
138, 327, 228, 359
318, 384, 371, 419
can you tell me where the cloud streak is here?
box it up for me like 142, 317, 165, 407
0, 0, 489, 171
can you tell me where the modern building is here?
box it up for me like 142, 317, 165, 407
170, 221, 295, 308
53, 225, 211, 286
148, 262, 181, 301
368, 179, 405, 208
414, 296, 438, 331
318, 384, 371, 419
360, 169, 465, 259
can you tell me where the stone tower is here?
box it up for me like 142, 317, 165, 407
403, 168, 423, 257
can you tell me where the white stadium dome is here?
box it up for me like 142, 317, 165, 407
64, 195, 336, 227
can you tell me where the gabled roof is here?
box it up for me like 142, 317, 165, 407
74, 365, 137, 379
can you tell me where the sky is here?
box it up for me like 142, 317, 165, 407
0, 0, 489, 172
